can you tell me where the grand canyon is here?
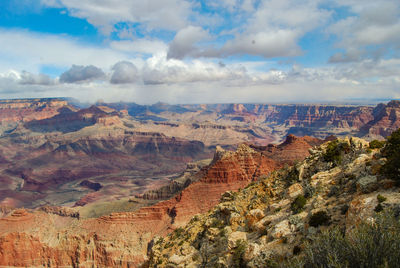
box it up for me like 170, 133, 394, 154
0, 98, 400, 266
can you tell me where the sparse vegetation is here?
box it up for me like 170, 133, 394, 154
232, 239, 247, 268
309, 211, 330, 227
377, 194, 387, 203
374, 203, 384, 212
287, 212, 400, 268
323, 140, 350, 166
303, 182, 315, 198
382, 128, 400, 182
291, 195, 307, 214
173, 227, 185, 239
369, 139, 385, 149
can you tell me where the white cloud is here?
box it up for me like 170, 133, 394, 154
142, 53, 246, 84
329, 0, 400, 62
19, 71, 55, 85
41, 0, 193, 34
167, 26, 211, 59
0, 28, 127, 73
110, 39, 168, 56
167, 0, 331, 59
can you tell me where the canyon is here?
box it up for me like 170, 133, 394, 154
0, 134, 322, 266
0, 98, 400, 266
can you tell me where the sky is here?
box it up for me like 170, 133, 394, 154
0, 0, 399, 104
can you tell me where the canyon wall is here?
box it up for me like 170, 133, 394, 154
0, 135, 320, 267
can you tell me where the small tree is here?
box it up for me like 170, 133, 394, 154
382, 128, 400, 181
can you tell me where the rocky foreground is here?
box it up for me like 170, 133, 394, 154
148, 136, 400, 267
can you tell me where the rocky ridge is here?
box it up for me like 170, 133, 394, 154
0, 98, 70, 124
148, 137, 399, 267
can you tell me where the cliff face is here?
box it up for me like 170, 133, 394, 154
361, 100, 400, 137
0, 98, 69, 123
0, 135, 318, 267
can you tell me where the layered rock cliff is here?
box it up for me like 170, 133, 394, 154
0, 98, 69, 123
0, 135, 319, 267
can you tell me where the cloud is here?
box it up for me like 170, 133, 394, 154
110, 61, 139, 84
142, 54, 246, 84
167, 26, 210, 59
59, 65, 105, 83
110, 39, 168, 55
167, 0, 331, 59
0, 28, 128, 73
328, 0, 400, 62
41, 0, 193, 34
19, 71, 55, 85
221, 30, 302, 58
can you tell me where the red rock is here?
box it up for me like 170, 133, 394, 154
0, 135, 319, 267
0, 98, 68, 123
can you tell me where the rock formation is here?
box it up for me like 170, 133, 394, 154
0, 135, 319, 267
0, 98, 69, 123
148, 137, 400, 267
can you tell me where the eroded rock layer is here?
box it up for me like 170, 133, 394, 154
0, 136, 319, 267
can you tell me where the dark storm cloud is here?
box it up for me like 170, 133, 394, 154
110, 61, 138, 84
59, 65, 105, 83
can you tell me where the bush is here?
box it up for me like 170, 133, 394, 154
323, 140, 350, 166
309, 211, 330, 227
291, 195, 307, 214
303, 182, 315, 198
232, 239, 247, 268
377, 194, 387, 203
374, 203, 384, 213
382, 128, 400, 181
287, 211, 400, 268
369, 139, 385, 149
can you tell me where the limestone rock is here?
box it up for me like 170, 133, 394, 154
287, 183, 303, 199
228, 231, 247, 249
357, 175, 378, 193
270, 220, 291, 239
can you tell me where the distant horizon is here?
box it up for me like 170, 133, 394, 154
0, 96, 397, 107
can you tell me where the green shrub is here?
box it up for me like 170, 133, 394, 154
286, 166, 299, 184
377, 194, 387, 203
173, 227, 185, 238
232, 239, 247, 268
382, 128, 400, 181
303, 182, 315, 198
291, 195, 307, 214
369, 139, 385, 149
309, 211, 330, 227
323, 140, 350, 166
287, 211, 400, 268
374, 203, 384, 213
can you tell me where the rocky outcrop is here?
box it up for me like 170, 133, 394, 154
148, 137, 399, 267
39, 206, 80, 218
